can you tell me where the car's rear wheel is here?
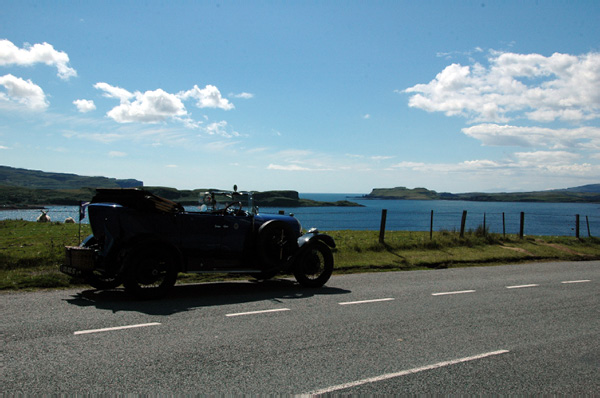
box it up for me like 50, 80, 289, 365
293, 241, 333, 288
85, 270, 122, 290
123, 244, 178, 299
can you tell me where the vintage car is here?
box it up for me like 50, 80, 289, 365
61, 187, 335, 298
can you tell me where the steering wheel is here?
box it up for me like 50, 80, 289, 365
224, 201, 243, 214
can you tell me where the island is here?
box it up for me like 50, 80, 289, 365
364, 185, 600, 203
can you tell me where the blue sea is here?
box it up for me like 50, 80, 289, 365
2, 193, 598, 237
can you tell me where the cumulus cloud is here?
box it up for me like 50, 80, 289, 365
94, 82, 187, 123
73, 99, 96, 113
178, 84, 234, 110
0, 74, 48, 110
404, 51, 600, 123
94, 82, 236, 126
0, 39, 77, 80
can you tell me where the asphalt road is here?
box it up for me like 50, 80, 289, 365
2, 261, 599, 395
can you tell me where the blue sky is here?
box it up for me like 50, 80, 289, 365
1, 1, 599, 193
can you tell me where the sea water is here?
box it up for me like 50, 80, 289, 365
1, 193, 598, 237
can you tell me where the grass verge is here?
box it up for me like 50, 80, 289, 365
1, 220, 599, 291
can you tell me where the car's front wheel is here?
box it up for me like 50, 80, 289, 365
293, 241, 333, 288
123, 244, 178, 299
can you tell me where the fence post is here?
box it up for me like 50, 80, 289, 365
430, 210, 434, 240
519, 212, 525, 239
586, 216, 591, 237
575, 214, 580, 238
483, 212, 486, 236
502, 212, 506, 238
379, 209, 387, 243
460, 210, 467, 238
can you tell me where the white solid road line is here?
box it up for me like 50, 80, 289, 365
305, 349, 510, 395
225, 308, 290, 317
338, 298, 395, 305
74, 322, 161, 335
431, 290, 476, 296
561, 280, 591, 284
506, 284, 539, 289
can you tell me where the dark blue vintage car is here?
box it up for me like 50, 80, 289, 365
61, 187, 335, 298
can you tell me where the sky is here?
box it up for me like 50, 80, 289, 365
1, 1, 599, 194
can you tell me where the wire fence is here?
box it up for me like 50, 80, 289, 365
3, 204, 599, 238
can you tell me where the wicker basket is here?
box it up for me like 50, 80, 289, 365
64, 246, 96, 270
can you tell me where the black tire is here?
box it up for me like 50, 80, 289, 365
123, 244, 178, 299
84, 270, 122, 290
257, 220, 298, 268
80, 236, 122, 290
293, 240, 333, 288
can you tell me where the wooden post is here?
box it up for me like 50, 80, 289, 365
483, 212, 486, 236
460, 210, 467, 238
379, 209, 387, 243
429, 210, 434, 240
586, 216, 591, 237
519, 212, 525, 239
502, 212, 506, 238
575, 214, 580, 238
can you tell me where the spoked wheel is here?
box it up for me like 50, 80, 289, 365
257, 220, 298, 268
293, 241, 333, 288
123, 244, 178, 299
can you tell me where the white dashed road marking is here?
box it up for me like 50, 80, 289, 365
338, 298, 395, 305
506, 284, 539, 289
561, 280, 591, 284
74, 322, 161, 335
305, 349, 510, 395
431, 290, 476, 296
225, 308, 290, 317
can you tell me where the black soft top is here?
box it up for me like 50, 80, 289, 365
91, 188, 184, 214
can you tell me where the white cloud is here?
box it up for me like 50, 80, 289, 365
205, 121, 239, 138
230, 92, 254, 99
94, 82, 133, 103
94, 83, 187, 123
73, 99, 96, 113
462, 124, 600, 150
108, 151, 127, 157
0, 74, 48, 110
405, 51, 600, 123
0, 39, 77, 80
94, 83, 236, 126
178, 84, 234, 110
267, 164, 312, 171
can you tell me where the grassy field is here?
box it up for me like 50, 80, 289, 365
1, 220, 599, 291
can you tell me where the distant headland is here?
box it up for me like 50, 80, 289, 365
364, 185, 600, 203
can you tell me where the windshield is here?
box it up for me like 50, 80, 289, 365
200, 190, 257, 215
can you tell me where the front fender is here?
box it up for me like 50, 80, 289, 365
297, 231, 336, 249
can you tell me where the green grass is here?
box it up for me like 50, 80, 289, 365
1, 220, 599, 291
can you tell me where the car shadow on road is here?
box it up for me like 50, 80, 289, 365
64, 278, 351, 315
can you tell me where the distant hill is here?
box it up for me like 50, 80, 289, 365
365, 185, 600, 203
0, 166, 361, 207
0, 166, 143, 190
